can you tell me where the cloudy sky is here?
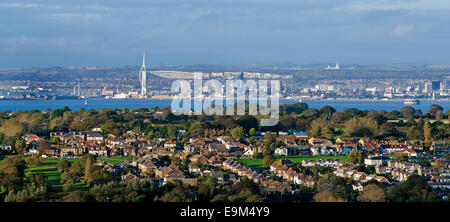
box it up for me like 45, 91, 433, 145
0, 0, 449, 67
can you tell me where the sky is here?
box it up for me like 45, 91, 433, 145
0, 0, 450, 67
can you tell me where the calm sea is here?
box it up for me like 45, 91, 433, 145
0, 98, 448, 112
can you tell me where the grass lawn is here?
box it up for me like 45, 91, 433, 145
25, 156, 133, 191
99, 156, 134, 165
26, 158, 88, 191
236, 155, 348, 168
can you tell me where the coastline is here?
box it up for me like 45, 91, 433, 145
0, 96, 449, 102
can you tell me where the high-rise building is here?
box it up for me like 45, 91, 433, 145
424, 82, 432, 94
431, 81, 440, 91
139, 53, 147, 95
444, 76, 450, 90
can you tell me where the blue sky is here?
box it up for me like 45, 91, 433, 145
0, 0, 450, 67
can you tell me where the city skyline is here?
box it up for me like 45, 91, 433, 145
1, 0, 450, 67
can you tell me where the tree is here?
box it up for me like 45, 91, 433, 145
4, 186, 47, 202
344, 117, 379, 137
214, 116, 237, 129
406, 125, 424, 141
230, 126, 244, 140
357, 184, 385, 202
435, 110, 443, 120
380, 122, 399, 137
279, 115, 297, 129
0, 155, 27, 191
211, 194, 228, 202
343, 108, 364, 119
280, 102, 309, 115
319, 105, 336, 116
83, 157, 110, 186
236, 115, 258, 131
387, 175, 441, 202
188, 120, 206, 136
262, 133, 275, 148
367, 110, 387, 124
25, 154, 42, 167
24, 171, 48, 190
300, 109, 319, 118
393, 153, 409, 162
425, 104, 443, 118
68, 161, 83, 177
61, 161, 83, 187
167, 126, 177, 138
313, 191, 346, 202
197, 183, 214, 202
331, 111, 348, 123
130, 119, 144, 132
63, 179, 74, 192
231, 177, 261, 202
262, 144, 275, 156
249, 128, 256, 137
63, 191, 90, 202
38, 139, 51, 155
307, 118, 332, 138
52, 109, 65, 118
56, 160, 71, 173
348, 150, 364, 164
262, 155, 275, 166
81, 154, 97, 168
423, 121, 433, 145
101, 120, 122, 137
14, 139, 27, 154
160, 181, 193, 202
400, 106, 415, 119
51, 136, 60, 144
316, 177, 356, 201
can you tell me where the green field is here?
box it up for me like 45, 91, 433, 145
25, 156, 133, 191
25, 158, 87, 191
100, 156, 134, 165
236, 155, 348, 168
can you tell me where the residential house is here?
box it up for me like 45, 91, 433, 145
274, 147, 288, 156
88, 146, 108, 157
86, 131, 104, 143
364, 155, 390, 166
22, 133, 41, 144
164, 140, 177, 149
190, 155, 209, 164
123, 147, 139, 156
60, 146, 85, 157
0, 145, 13, 154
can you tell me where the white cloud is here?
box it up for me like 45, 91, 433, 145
335, 0, 450, 11
0, 2, 62, 9
0, 2, 113, 11
1, 35, 100, 52
39, 13, 111, 20
390, 24, 415, 37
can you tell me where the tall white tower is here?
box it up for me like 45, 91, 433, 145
139, 52, 147, 95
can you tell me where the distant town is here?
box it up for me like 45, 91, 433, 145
0, 61, 449, 103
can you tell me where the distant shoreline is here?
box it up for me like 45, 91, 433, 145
0, 97, 449, 102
